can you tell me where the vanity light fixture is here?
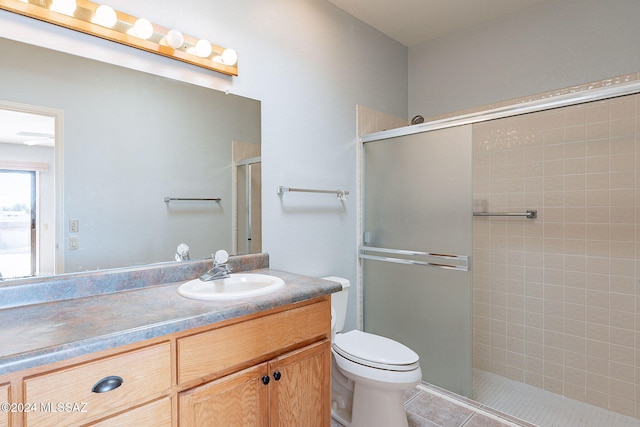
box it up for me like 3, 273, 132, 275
165, 29, 184, 49
130, 17, 153, 40
0, 0, 239, 76
194, 38, 212, 58
91, 4, 116, 28
49, 0, 76, 16
221, 48, 238, 66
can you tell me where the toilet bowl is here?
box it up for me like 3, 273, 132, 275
324, 276, 422, 427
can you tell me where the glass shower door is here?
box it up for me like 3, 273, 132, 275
361, 125, 473, 397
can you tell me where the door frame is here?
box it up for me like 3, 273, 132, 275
0, 100, 64, 274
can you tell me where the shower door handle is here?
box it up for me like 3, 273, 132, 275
359, 246, 469, 272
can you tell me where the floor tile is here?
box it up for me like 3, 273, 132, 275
405, 391, 474, 427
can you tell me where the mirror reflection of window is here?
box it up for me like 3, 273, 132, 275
0, 170, 35, 278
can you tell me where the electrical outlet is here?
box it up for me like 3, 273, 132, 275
69, 236, 79, 250
69, 219, 79, 233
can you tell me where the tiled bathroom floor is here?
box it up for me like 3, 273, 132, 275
472, 370, 640, 427
331, 373, 640, 427
331, 381, 534, 427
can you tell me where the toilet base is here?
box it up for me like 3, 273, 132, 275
331, 406, 352, 426
331, 354, 354, 425
350, 383, 408, 427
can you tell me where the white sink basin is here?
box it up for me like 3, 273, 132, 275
177, 273, 285, 301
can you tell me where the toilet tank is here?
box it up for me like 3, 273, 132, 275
322, 276, 350, 334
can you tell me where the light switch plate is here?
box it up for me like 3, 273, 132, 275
69, 236, 79, 250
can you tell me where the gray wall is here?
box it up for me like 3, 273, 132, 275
0, 0, 409, 332
409, 0, 640, 118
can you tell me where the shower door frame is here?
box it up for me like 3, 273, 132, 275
356, 76, 640, 403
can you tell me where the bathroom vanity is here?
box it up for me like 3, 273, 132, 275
0, 254, 339, 426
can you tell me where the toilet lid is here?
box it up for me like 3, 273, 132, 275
333, 330, 420, 371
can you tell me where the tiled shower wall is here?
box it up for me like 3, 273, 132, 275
473, 93, 640, 417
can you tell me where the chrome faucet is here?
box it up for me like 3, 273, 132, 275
199, 249, 231, 281
175, 243, 190, 262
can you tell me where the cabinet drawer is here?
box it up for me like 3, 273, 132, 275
88, 397, 171, 427
25, 343, 171, 427
0, 384, 7, 427
178, 299, 329, 384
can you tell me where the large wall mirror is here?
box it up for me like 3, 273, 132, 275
0, 37, 261, 281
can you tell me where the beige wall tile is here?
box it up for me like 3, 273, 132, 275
565, 383, 586, 402
585, 101, 610, 123
585, 388, 610, 412
611, 344, 635, 366
609, 344, 635, 366
586, 139, 610, 156
610, 398, 635, 418
611, 294, 635, 313
586, 123, 609, 141
610, 277, 635, 296
611, 135, 635, 153
473, 90, 639, 418
611, 118, 636, 138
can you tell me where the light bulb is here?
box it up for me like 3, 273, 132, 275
195, 39, 212, 58
166, 30, 184, 49
221, 48, 238, 66
50, 0, 76, 16
92, 5, 117, 28
133, 18, 154, 40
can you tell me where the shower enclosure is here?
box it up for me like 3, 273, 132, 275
361, 125, 474, 397
360, 83, 640, 420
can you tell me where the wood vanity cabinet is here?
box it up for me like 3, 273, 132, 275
177, 299, 331, 426
0, 296, 331, 427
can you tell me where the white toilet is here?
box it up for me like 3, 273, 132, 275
324, 276, 422, 427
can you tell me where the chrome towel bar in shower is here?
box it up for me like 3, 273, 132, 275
277, 186, 349, 199
164, 197, 222, 203
473, 210, 537, 219
359, 246, 469, 272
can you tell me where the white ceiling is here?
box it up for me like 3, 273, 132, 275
328, 0, 550, 47
0, 110, 55, 148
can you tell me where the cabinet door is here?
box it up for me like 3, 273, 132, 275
269, 340, 330, 427
0, 384, 7, 427
179, 363, 269, 427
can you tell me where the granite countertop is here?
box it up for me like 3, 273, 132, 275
0, 268, 341, 376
